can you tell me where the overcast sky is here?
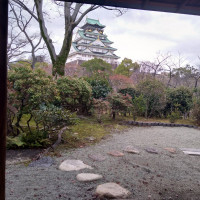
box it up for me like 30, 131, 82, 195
41, 3, 200, 66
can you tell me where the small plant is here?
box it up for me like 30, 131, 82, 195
92, 99, 110, 123
168, 110, 180, 123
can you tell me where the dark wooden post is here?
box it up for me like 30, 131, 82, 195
0, 0, 8, 199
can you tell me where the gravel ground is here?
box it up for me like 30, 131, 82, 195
6, 126, 200, 200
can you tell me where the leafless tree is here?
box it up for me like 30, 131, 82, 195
9, 2, 45, 69
11, 0, 126, 76
140, 52, 171, 78
7, 19, 29, 65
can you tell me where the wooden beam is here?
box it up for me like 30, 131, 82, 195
142, 0, 149, 9
176, 0, 190, 12
0, 0, 8, 199
63, 0, 200, 16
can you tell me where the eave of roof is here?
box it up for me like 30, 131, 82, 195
69, 51, 120, 59
74, 43, 117, 51
76, 30, 113, 44
61, 0, 200, 16
85, 18, 105, 28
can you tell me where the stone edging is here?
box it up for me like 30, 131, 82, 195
123, 121, 199, 129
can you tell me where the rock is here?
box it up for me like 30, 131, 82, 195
29, 156, 54, 167
164, 148, 176, 153
86, 136, 96, 141
59, 160, 93, 171
88, 154, 106, 161
123, 146, 140, 154
145, 148, 158, 154
108, 151, 124, 157
76, 173, 103, 182
96, 182, 131, 198
74, 132, 79, 135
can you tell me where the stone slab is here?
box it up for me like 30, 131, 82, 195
164, 148, 176, 154
59, 160, 93, 171
96, 182, 131, 198
145, 148, 158, 154
76, 173, 103, 182
29, 156, 54, 167
180, 148, 200, 152
182, 151, 200, 156
88, 154, 106, 161
123, 146, 140, 154
107, 151, 124, 157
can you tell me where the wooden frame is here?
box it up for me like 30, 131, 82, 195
0, 0, 200, 199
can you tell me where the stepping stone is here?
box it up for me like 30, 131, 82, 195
59, 160, 93, 171
145, 148, 158, 154
108, 151, 124, 157
164, 148, 176, 154
96, 182, 131, 198
88, 154, 106, 161
29, 156, 54, 167
180, 148, 200, 156
76, 173, 103, 182
123, 146, 140, 154
182, 151, 200, 156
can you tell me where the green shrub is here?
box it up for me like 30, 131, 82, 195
165, 87, 193, 116
107, 92, 133, 119
57, 77, 92, 114
118, 87, 136, 100
168, 110, 180, 123
85, 76, 111, 99
192, 98, 200, 125
136, 79, 166, 118
92, 99, 110, 123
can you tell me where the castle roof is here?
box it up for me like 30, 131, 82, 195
81, 18, 105, 28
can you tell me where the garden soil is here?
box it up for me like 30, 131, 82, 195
6, 126, 200, 200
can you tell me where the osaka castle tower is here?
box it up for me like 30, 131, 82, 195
67, 18, 120, 68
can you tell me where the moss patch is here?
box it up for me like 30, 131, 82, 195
57, 116, 129, 151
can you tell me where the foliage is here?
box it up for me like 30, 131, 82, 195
107, 92, 133, 119
6, 136, 25, 149
192, 98, 200, 125
109, 74, 133, 91
81, 58, 112, 76
92, 99, 110, 123
57, 77, 92, 114
165, 87, 193, 116
85, 75, 111, 99
136, 79, 166, 118
118, 87, 136, 100
167, 110, 180, 123
8, 66, 56, 133
114, 58, 140, 77
32, 105, 77, 133
132, 95, 146, 121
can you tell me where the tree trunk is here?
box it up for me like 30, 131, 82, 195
112, 111, 116, 120
27, 114, 33, 134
